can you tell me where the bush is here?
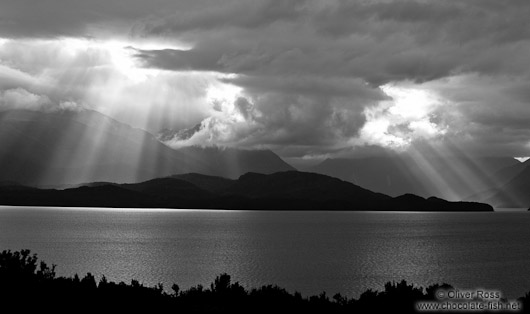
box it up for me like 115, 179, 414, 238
0, 249, 526, 313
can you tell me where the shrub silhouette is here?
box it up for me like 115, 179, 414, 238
0, 249, 526, 313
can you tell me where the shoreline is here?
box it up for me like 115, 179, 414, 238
0, 204, 499, 212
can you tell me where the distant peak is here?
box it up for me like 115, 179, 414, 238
238, 172, 266, 180
427, 196, 448, 203
395, 193, 425, 201
514, 157, 530, 163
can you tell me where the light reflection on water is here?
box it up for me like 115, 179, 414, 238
0, 206, 529, 298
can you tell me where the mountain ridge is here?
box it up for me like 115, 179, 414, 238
483, 164, 530, 207
0, 171, 493, 211
0, 109, 294, 186
308, 156, 525, 202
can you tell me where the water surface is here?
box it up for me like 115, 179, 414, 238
0, 206, 529, 298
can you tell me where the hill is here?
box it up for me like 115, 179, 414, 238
309, 156, 524, 201
484, 165, 530, 207
0, 109, 294, 186
0, 171, 493, 211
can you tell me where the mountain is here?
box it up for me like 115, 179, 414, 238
225, 171, 384, 200
0, 171, 493, 211
492, 160, 529, 183
0, 109, 196, 186
172, 171, 388, 208
0, 185, 158, 208
308, 156, 524, 201
122, 177, 212, 199
0, 109, 294, 186
175, 146, 295, 178
158, 123, 203, 142
308, 157, 429, 197
171, 173, 234, 193
483, 164, 530, 207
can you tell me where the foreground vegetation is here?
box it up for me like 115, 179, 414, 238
1, 249, 527, 312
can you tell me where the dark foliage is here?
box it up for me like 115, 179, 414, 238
2, 249, 526, 312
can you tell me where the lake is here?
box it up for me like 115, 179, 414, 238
0, 206, 529, 299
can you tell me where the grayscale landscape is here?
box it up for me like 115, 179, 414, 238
1, 0, 529, 312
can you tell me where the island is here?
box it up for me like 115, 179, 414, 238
0, 171, 493, 211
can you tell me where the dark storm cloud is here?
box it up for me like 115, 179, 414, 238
220, 76, 386, 99
131, 0, 530, 156
0, 0, 237, 39
2, 0, 530, 157
143, 0, 307, 35
313, 0, 530, 45
217, 74, 382, 147
134, 48, 222, 72
1, 0, 116, 38
0, 0, 307, 39
136, 0, 530, 84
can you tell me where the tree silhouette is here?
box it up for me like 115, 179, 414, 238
0, 249, 527, 313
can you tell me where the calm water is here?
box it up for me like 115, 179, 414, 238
0, 206, 529, 298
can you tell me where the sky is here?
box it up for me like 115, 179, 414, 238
1, 0, 530, 162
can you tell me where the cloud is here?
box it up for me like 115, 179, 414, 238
58, 100, 84, 112
132, 0, 530, 157
0, 88, 51, 111
354, 84, 448, 150
136, 0, 530, 83
0, 0, 194, 39
160, 95, 263, 149
419, 74, 530, 156
0, 38, 217, 132
143, 0, 307, 35
2, 0, 530, 158
0, 88, 86, 113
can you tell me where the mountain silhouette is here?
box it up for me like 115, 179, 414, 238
171, 173, 234, 193
224, 171, 386, 201
0, 171, 493, 211
122, 177, 213, 199
308, 156, 524, 201
176, 146, 295, 178
0, 109, 293, 186
481, 163, 530, 207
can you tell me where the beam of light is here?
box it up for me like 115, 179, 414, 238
406, 145, 459, 200
1, 35, 256, 186
404, 138, 522, 205
25, 37, 163, 185
1, 37, 248, 185
0, 90, 82, 186
58, 37, 163, 84
410, 141, 482, 201
353, 82, 523, 203
39, 110, 119, 184
0, 110, 52, 185
38, 108, 189, 186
